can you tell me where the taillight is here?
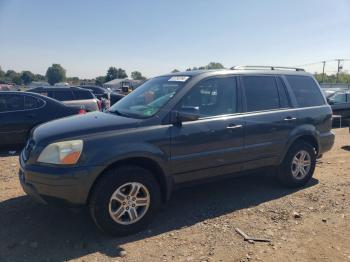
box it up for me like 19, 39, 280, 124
78, 109, 86, 114
97, 100, 102, 110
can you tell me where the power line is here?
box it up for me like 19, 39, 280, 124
295, 59, 350, 67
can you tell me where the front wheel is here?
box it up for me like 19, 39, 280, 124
278, 141, 316, 187
89, 166, 161, 236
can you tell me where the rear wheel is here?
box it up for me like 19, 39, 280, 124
89, 166, 161, 236
278, 141, 316, 187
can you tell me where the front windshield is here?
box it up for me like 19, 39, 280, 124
109, 76, 189, 118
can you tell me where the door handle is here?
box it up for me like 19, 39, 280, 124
227, 123, 243, 129
284, 116, 297, 121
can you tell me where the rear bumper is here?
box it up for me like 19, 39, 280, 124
318, 131, 335, 155
19, 151, 104, 206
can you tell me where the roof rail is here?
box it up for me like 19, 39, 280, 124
231, 65, 305, 72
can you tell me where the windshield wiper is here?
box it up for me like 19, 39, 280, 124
108, 109, 130, 117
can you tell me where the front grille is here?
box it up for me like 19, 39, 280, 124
24, 139, 35, 161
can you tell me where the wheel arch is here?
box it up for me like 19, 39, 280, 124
87, 156, 172, 205
279, 133, 319, 165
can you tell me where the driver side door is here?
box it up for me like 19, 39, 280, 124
170, 76, 245, 183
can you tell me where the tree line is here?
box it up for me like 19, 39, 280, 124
2, 63, 350, 86
0, 64, 147, 86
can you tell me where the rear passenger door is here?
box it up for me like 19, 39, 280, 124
240, 75, 297, 170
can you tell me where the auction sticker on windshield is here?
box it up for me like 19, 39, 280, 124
168, 76, 190, 82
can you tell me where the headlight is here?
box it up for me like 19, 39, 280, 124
37, 140, 83, 165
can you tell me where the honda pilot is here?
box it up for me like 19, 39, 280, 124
19, 66, 335, 236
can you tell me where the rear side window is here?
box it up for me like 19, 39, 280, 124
53, 90, 74, 101
0, 94, 24, 112
24, 96, 45, 109
73, 90, 94, 100
242, 76, 280, 112
285, 76, 325, 107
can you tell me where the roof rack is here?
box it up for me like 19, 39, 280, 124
231, 65, 305, 72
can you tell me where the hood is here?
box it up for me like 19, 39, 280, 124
33, 111, 142, 145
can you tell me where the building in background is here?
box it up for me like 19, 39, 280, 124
103, 78, 144, 92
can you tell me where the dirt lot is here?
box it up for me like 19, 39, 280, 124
0, 128, 349, 262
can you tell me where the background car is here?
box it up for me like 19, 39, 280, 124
0, 91, 84, 149
77, 85, 109, 100
110, 91, 125, 106
28, 86, 100, 111
0, 84, 13, 91
327, 90, 350, 123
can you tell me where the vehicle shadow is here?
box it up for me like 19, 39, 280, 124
341, 145, 350, 152
0, 149, 21, 157
0, 172, 318, 262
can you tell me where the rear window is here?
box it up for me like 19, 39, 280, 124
53, 90, 74, 101
285, 75, 325, 107
73, 90, 94, 100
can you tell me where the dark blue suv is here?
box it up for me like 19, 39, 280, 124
19, 66, 334, 235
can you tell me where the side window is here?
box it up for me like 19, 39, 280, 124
53, 90, 74, 101
0, 95, 7, 112
242, 76, 280, 112
1, 94, 25, 111
24, 96, 45, 109
276, 77, 291, 108
285, 75, 325, 107
180, 77, 237, 117
74, 90, 94, 100
331, 93, 346, 104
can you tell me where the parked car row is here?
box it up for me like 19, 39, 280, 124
0, 91, 85, 149
28, 86, 101, 112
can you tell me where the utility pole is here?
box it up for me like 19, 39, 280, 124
336, 59, 343, 83
321, 61, 326, 83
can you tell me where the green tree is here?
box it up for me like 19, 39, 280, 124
95, 76, 106, 86
33, 74, 46, 81
67, 76, 80, 85
131, 71, 146, 80
5, 70, 17, 78
5, 70, 21, 84
12, 74, 22, 85
117, 68, 128, 79
206, 62, 225, 69
21, 71, 34, 85
171, 69, 180, 73
46, 64, 66, 85
105, 67, 128, 82
0, 66, 5, 78
105, 67, 118, 82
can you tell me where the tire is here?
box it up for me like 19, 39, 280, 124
89, 165, 161, 236
277, 141, 316, 188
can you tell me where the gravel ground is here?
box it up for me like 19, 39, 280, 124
0, 128, 349, 262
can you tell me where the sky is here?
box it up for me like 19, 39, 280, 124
0, 0, 350, 79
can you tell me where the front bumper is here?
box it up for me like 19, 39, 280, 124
19, 151, 104, 206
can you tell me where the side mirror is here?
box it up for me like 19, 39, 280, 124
172, 106, 200, 124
